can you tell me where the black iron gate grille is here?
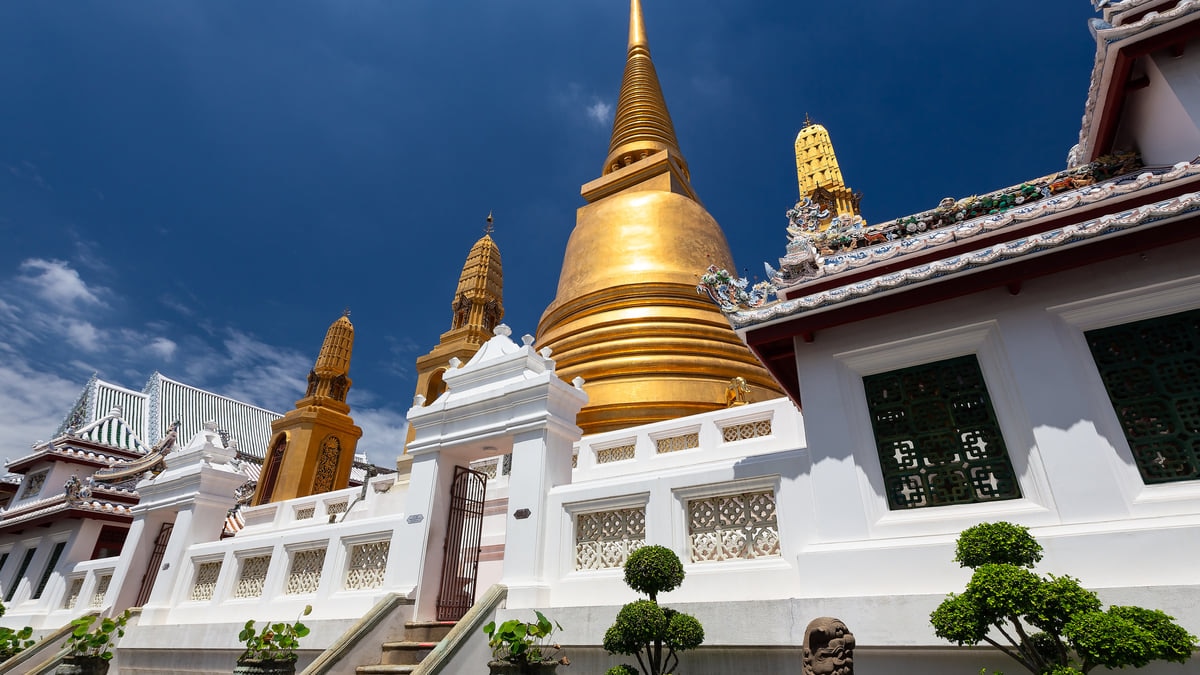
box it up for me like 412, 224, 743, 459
436, 465, 487, 621
135, 521, 174, 606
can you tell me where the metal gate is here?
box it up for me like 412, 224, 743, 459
135, 521, 174, 606
436, 465, 487, 621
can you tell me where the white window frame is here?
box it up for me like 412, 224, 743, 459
1050, 273, 1200, 515
833, 320, 1055, 536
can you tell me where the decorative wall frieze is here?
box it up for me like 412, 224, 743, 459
728, 187, 1200, 327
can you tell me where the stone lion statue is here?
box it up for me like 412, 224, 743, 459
803, 617, 855, 675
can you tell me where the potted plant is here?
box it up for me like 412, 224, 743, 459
0, 602, 35, 662
483, 610, 569, 674
57, 609, 132, 675
235, 605, 312, 675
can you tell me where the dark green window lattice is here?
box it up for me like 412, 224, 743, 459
1085, 308, 1200, 484
863, 355, 1021, 510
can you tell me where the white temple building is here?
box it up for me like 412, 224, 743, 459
3, 0, 1200, 674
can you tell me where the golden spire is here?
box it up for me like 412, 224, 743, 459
314, 313, 354, 377
255, 312, 363, 505
795, 121, 863, 221
452, 219, 503, 334
603, 0, 687, 178
410, 217, 505, 410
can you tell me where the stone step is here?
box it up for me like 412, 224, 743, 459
402, 620, 456, 642
356, 666, 417, 674
380, 641, 438, 665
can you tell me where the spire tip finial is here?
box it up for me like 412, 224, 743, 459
342, 307, 351, 318
485, 211, 494, 235
629, 0, 648, 50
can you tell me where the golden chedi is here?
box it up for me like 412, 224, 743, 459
537, 0, 782, 435
252, 311, 363, 505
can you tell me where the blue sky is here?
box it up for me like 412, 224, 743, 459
0, 1, 1098, 466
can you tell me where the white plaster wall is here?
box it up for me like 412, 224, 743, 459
1117, 45, 1200, 166
0, 519, 118, 630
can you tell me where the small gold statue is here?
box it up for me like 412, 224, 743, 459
725, 377, 750, 407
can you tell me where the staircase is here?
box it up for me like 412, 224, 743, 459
355, 620, 457, 674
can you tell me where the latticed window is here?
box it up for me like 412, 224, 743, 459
721, 418, 773, 442
1086, 309, 1200, 483
295, 506, 315, 520
345, 540, 389, 590
596, 443, 636, 464
191, 561, 223, 601
326, 501, 348, 516
863, 355, 1020, 510
688, 490, 780, 562
656, 432, 699, 454
63, 577, 84, 609
90, 574, 112, 608
286, 548, 326, 595
234, 555, 271, 598
575, 507, 645, 570
471, 458, 500, 479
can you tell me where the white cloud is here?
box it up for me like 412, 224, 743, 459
587, 100, 614, 126
353, 407, 409, 468
553, 83, 614, 128
0, 360, 84, 459
147, 337, 178, 361
17, 258, 104, 308
64, 320, 103, 352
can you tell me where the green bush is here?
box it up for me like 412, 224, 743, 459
931, 521, 1196, 674
623, 545, 684, 601
955, 521, 1042, 569
604, 547, 702, 674
0, 602, 35, 662
0, 625, 34, 661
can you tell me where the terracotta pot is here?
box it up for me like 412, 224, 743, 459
233, 659, 297, 675
487, 660, 560, 675
55, 656, 110, 675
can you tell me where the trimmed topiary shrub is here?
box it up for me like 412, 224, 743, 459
931, 521, 1196, 674
623, 546, 684, 601
604, 545, 703, 674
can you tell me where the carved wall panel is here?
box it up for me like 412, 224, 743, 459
656, 432, 699, 454
688, 489, 780, 562
285, 548, 326, 595
721, 418, 773, 442
345, 540, 389, 590
233, 555, 271, 598
190, 561, 223, 601
575, 507, 645, 570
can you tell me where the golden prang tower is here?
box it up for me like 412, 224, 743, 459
252, 312, 363, 505
795, 116, 864, 226
412, 215, 504, 406
537, 0, 782, 435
